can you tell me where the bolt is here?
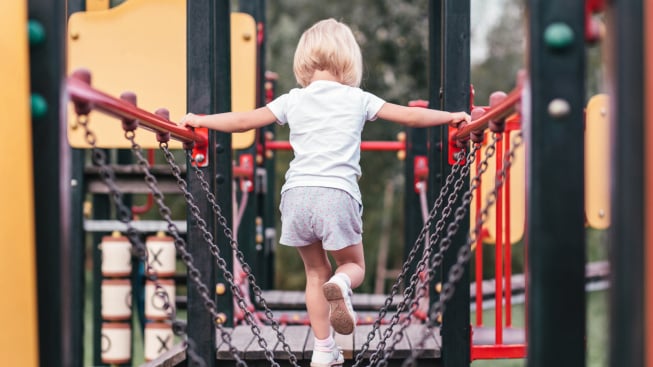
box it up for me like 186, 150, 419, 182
70, 32, 80, 41
243, 32, 252, 41
215, 174, 225, 184
30, 93, 48, 119
215, 313, 227, 324
547, 98, 571, 118
216, 144, 225, 154
600, 107, 607, 117
598, 209, 605, 218
195, 154, 205, 163
28, 20, 46, 45
71, 179, 78, 187
215, 283, 226, 295
544, 22, 575, 50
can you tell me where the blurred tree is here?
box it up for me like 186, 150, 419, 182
470, 0, 525, 105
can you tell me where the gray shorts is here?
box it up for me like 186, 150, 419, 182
279, 187, 363, 251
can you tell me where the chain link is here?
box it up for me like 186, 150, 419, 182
369, 145, 481, 367
158, 146, 290, 367
402, 131, 523, 367
350, 151, 466, 367
75, 114, 214, 367
184, 150, 303, 367
123, 134, 252, 366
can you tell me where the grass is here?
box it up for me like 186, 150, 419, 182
471, 289, 608, 367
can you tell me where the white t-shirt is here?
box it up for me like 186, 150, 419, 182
267, 80, 386, 205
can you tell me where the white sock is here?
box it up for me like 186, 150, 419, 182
314, 335, 336, 352
332, 272, 352, 289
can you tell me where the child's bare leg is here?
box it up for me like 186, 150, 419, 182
330, 242, 365, 288
296, 241, 333, 339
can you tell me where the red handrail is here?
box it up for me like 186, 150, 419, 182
66, 70, 208, 148
455, 86, 522, 140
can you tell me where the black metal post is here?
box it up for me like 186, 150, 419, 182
92, 195, 111, 367
439, 1, 471, 366
28, 0, 72, 366
186, 0, 231, 365
526, 1, 586, 367
238, 0, 271, 289
605, 1, 645, 366
212, 0, 234, 326
427, 0, 444, 307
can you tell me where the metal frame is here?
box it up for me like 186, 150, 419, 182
605, 0, 645, 366
186, 1, 233, 365
526, 1, 586, 366
28, 0, 79, 366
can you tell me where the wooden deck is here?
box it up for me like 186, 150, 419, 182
216, 324, 441, 367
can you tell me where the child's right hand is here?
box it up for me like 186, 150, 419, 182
449, 111, 471, 127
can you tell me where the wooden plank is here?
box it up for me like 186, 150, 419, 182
404, 324, 441, 358
244, 323, 283, 360
334, 331, 355, 359
380, 324, 412, 359
353, 324, 379, 359
304, 328, 315, 360
273, 325, 309, 360
216, 326, 252, 360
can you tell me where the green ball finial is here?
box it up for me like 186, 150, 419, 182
28, 20, 46, 45
544, 22, 574, 49
31, 94, 48, 119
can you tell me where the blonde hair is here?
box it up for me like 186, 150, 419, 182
293, 19, 363, 87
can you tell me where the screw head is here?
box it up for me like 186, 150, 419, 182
194, 153, 205, 163
547, 98, 571, 118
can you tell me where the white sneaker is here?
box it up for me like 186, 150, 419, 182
323, 277, 357, 335
310, 345, 344, 367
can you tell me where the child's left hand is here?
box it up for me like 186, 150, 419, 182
179, 113, 202, 128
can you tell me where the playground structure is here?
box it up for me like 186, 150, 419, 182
2, 0, 652, 367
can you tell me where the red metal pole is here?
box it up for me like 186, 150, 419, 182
475, 148, 484, 326
495, 131, 504, 345
504, 130, 513, 328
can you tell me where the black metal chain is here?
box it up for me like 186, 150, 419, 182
184, 150, 303, 367
74, 114, 210, 367
368, 144, 482, 367
402, 131, 523, 367
121, 130, 252, 367
352, 150, 468, 367
159, 146, 288, 367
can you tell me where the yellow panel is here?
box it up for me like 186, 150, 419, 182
67, 0, 186, 148
0, 2, 39, 366
470, 131, 525, 245
230, 12, 257, 149
86, 0, 110, 11
67, 3, 256, 149
585, 94, 611, 229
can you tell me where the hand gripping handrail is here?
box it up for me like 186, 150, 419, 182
66, 68, 208, 148
454, 85, 522, 140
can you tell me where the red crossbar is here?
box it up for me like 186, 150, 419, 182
66, 69, 208, 148
471, 344, 526, 360
455, 86, 522, 139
